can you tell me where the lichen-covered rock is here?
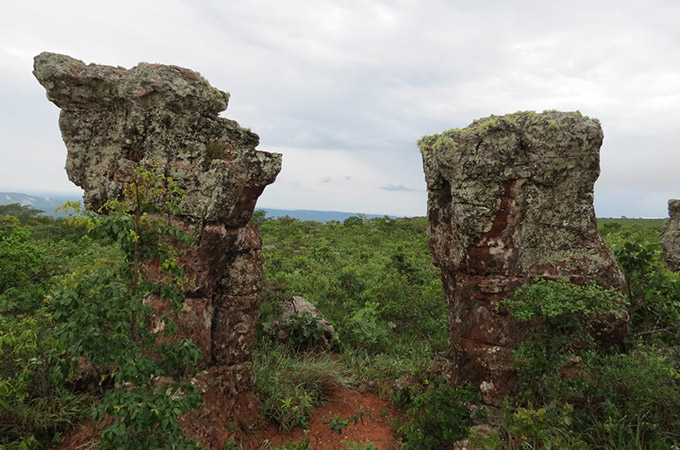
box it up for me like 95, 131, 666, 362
420, 111, 627, 405
33, 52, 281, 425
661, 199, 680, 272
274, 296, 337, 349
33, 52, 280, 226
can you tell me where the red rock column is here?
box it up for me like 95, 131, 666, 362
420, 111, 627, 404
33, 53, 282, 429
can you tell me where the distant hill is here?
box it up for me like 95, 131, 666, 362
7, 192, 664, 225
0, 192, 81, 217
258, 208, 396, 222
0, 192, 396, 222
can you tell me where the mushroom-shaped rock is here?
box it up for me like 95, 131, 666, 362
34, 52, 282, 433
420, 111, 628, 404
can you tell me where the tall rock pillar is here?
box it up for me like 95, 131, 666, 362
33, 53, 282, 431
661, 199, 680, 272
420, 111, 627, 404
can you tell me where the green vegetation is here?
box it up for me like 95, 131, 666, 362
1, 205, 106, 449
598, 217, 667, 229
258, 215, 448, 357
397, 383, 479, 449
49, 166, 204, 450
2, 196, 679, 449
480, 220, 680, 449
254, 346, 352, 430
255, 215, 680, 449
1, 165, 204, 449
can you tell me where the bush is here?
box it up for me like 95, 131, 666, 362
498, 275, 680, 448
498, 279, 624, 401
283, 311, 328, 351
397, 384, 479, 450
501, 403, 587, 449
0, 215, 93, 448
258, 215, 449, 362
49, 165, 204, 450
609, 234, 680, 344
345, 301, 395, 352
0, 313, 88, 449
0, 216, 51, 314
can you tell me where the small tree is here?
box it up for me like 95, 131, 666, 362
51, 164, 204, 449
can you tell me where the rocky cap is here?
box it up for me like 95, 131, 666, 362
34, 52, 281, 226
420, 110, 617, 284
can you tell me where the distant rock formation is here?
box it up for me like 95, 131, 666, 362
661, 199, 680, 272
420, 111, 628, 405
34, 52, 281, 438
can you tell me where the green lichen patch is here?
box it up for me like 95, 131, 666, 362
205, 141, 228, 159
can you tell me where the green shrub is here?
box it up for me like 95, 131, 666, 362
343, 216, 364, 227
499, 276, 680, 447
498, 279, 624, 401
283, 311, 327, 351
502, 403, 587, 449
258, 215, 448, 363
609, 234, 680, 344
0, 217, 92, 448
397, 384, 479, 450
49, 165, 204, 450
0, 313, 88, 449
0, 216, 51, 314
577, 350, 680, 447
328, 407, 367, 435
345, 301, 395, 352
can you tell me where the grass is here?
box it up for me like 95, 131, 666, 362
254, 345, 354, 430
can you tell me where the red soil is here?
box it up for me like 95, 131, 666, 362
54, 388, 400, 450
237, 388, 400, 449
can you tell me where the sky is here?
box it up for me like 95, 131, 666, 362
0, 0, 678, 217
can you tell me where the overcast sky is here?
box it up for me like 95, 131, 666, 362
1, 0, 678, 217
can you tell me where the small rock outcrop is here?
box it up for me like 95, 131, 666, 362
661, 199, 680, 272
420, 111, 627, 405
275, 296, 337, 349
33, 52, 282, 432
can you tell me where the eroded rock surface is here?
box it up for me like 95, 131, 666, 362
34, 52, 281, 427
420, 111, 627, 405
661, 199, 680, 272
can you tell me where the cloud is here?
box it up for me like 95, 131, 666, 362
1, 0, 679, 216
379, 184, 418, 192
256, 146, 426, 216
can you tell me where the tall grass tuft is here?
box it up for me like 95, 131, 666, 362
254, 345, 353, 430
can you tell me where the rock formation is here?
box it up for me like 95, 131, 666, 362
419, 111, 627, 405
33, 53, 281, 435
661, 199, 680, 272
274, 296, 337, 349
